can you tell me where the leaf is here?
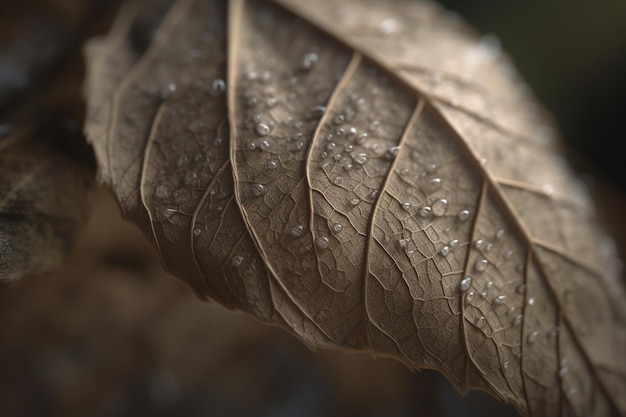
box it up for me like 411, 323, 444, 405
0, 122, 94, 281
84, 0, 626, 415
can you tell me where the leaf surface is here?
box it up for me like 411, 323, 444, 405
84, 0, 626, 415
0, 123, 94, 281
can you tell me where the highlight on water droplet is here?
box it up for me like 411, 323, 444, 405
527, 330, 539, 344
256, 123, 271, 136
460, 276, 472, 292
458, 209, 470, 221
231, 255, 245, 268
429, 177, 442, 190
316, 236, 330, 249
290, 225, 304, 238
475, 259, 488, 272
432, 199, 448, 216
302, 52, 319, 70
418, 206, 431, 217
493, 295, 506, 304
251, 183, 266, 197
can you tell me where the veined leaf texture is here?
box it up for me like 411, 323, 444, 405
84, 0, 626, 415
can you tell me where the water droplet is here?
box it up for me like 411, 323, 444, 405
333, 176, 343, 185
346, 127, 358, 138
485, 243, 493, 252
495, 229, 505, 239
333, 223, 343, 233
385, 146, 401, 160
251, 183, 266, 197
465, 291, 475, 303
333, 114, 345, 125
460, 276, 472, 292
333, 153, 342, 161
378, 18, 399, 35
211, 78, 226, 94
349, 197, 360, 206
475, 259, 488, 271
494, 295, 506, 304
458, 209, 470, 221
353, 153, 368, 165
267, 160, 278, 169
432, 199, 448, 216
402, 202, 411, 211
266, 97, 278, 107
513, 315, 523, 325
291, 225, 304, 238
429, 178, 442, 190
474, 239, 484, 249
527, 331, 539, 344
476, 316, 486, 328
193, 228, 202, 236
247, 96, 258, 107
505, 250, 514, 259
344, 164, 353, 171
326, 142, 336, 151
503, 361, 510, 370
161, 83, 177, 99
355, 133, 368, 145
368, 120, 380, 132
370, 190, 379, 199
231, 256, 244, 268
426, 163, 438, 173
528, 297, 535, 306
311, 105, 326, 116
302, 52, 319, 70
419, 206, 432, 217
259, 140, 270, 150
316, 236, 330, 249
449, 239, 460, 248
256, 123, 271, 136
440, 246, 450, 256
155, 185, 170, 198
344, 144, 354, 153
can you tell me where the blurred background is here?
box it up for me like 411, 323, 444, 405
1, 0, 625, 416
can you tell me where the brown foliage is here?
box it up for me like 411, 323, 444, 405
82, 0, 626, 416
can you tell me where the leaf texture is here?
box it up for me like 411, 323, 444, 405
0, 123, 94, 281
84, 0, 626, 415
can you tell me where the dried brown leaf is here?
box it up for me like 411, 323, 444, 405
84, 0, 626, 415
0, 123, 94, 281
